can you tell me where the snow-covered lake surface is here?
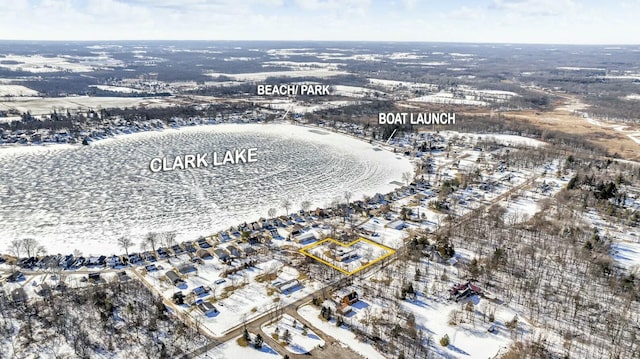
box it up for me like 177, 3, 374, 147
0, 124, 413, 255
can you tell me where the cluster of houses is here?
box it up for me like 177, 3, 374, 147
0, 174, 437, 286
0, 108, 267, 146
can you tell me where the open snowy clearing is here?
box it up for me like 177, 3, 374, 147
261, 314, 325, 354
611, 241, 640, 271
398, 293, 521, 359
584, 210, 640, 272
0, 124, 413, 255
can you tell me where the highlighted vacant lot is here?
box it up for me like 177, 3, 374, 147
299, 237, 395, 275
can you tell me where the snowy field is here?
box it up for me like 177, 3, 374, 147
0, 96, 168, 115
0, 54, 122, 73
447, 132, 547, 148
261, 314, 325, 354
408, 92, 489, 106
89, 85, 144, 93
0, 84, 39, 96
207, 69, 348, 81
0, 124, 413, 255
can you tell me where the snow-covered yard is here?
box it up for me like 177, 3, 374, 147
298, 305, 385, 359
261, 314, 325, 354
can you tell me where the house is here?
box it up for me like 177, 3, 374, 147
157, 248, 170, 259
290, 224, 303, 236
448, 281, 482, 301
247, 233, 261, 245
171, 244, 184, 255
248, 221, 262, 231
128, 253, 143, 265
337, 303, 353, 316
178, 263, 197, 274
197, 301, 218, 316
60, 254, 74, 269
333, 288, 359, 306
37, 283, 52, 297
225, 245, 242, 257
88, 272, 101, 283
371, 193, 387, 204
11, 288, 26, 303
196, 249, 213, 260
106, 255, 122, 268
336, 248, 357, 262
294, 231, 317, 244
273, 279, 300, 294
385, 220, 406, 230
142, 251, 157, 262
86, 256, 101, 266
198, 237, 213, 249
181, 241, 197, 253
6, 271, 24, 282
191, 286, 210, 297
314, 208, 327, 217
165, 270, 183, 286
217, 231, 232, 243
118, 271, 130, 281
243, 246, 257, 257
213, 248, 230, 262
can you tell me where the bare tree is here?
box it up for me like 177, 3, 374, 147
301, 200, 311, 212
162, 232, 177, 248
281, 199, 291, 215
117, 236, 133, 257
9, 239, 22, 258
22, 238, 40, 258
267, 207, 277, 218
344, 191, 352, 206
145, 232, 159, 253
402, 171, 413, 185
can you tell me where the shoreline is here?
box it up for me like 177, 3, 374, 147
0, 121, 415, 257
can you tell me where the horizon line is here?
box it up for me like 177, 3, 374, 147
0, 39, 638, 46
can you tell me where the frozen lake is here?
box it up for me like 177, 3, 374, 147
0, 124, 413, 255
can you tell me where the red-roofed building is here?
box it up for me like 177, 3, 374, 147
449, 281, 482, 301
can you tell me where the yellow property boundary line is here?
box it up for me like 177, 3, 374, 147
299, 237, 396, 275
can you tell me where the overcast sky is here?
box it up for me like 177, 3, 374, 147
0, 0, 638, 44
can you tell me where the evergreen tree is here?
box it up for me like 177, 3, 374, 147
254, 333, 263, 349
243, 327, 250, 342
282, 329, 291, 343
